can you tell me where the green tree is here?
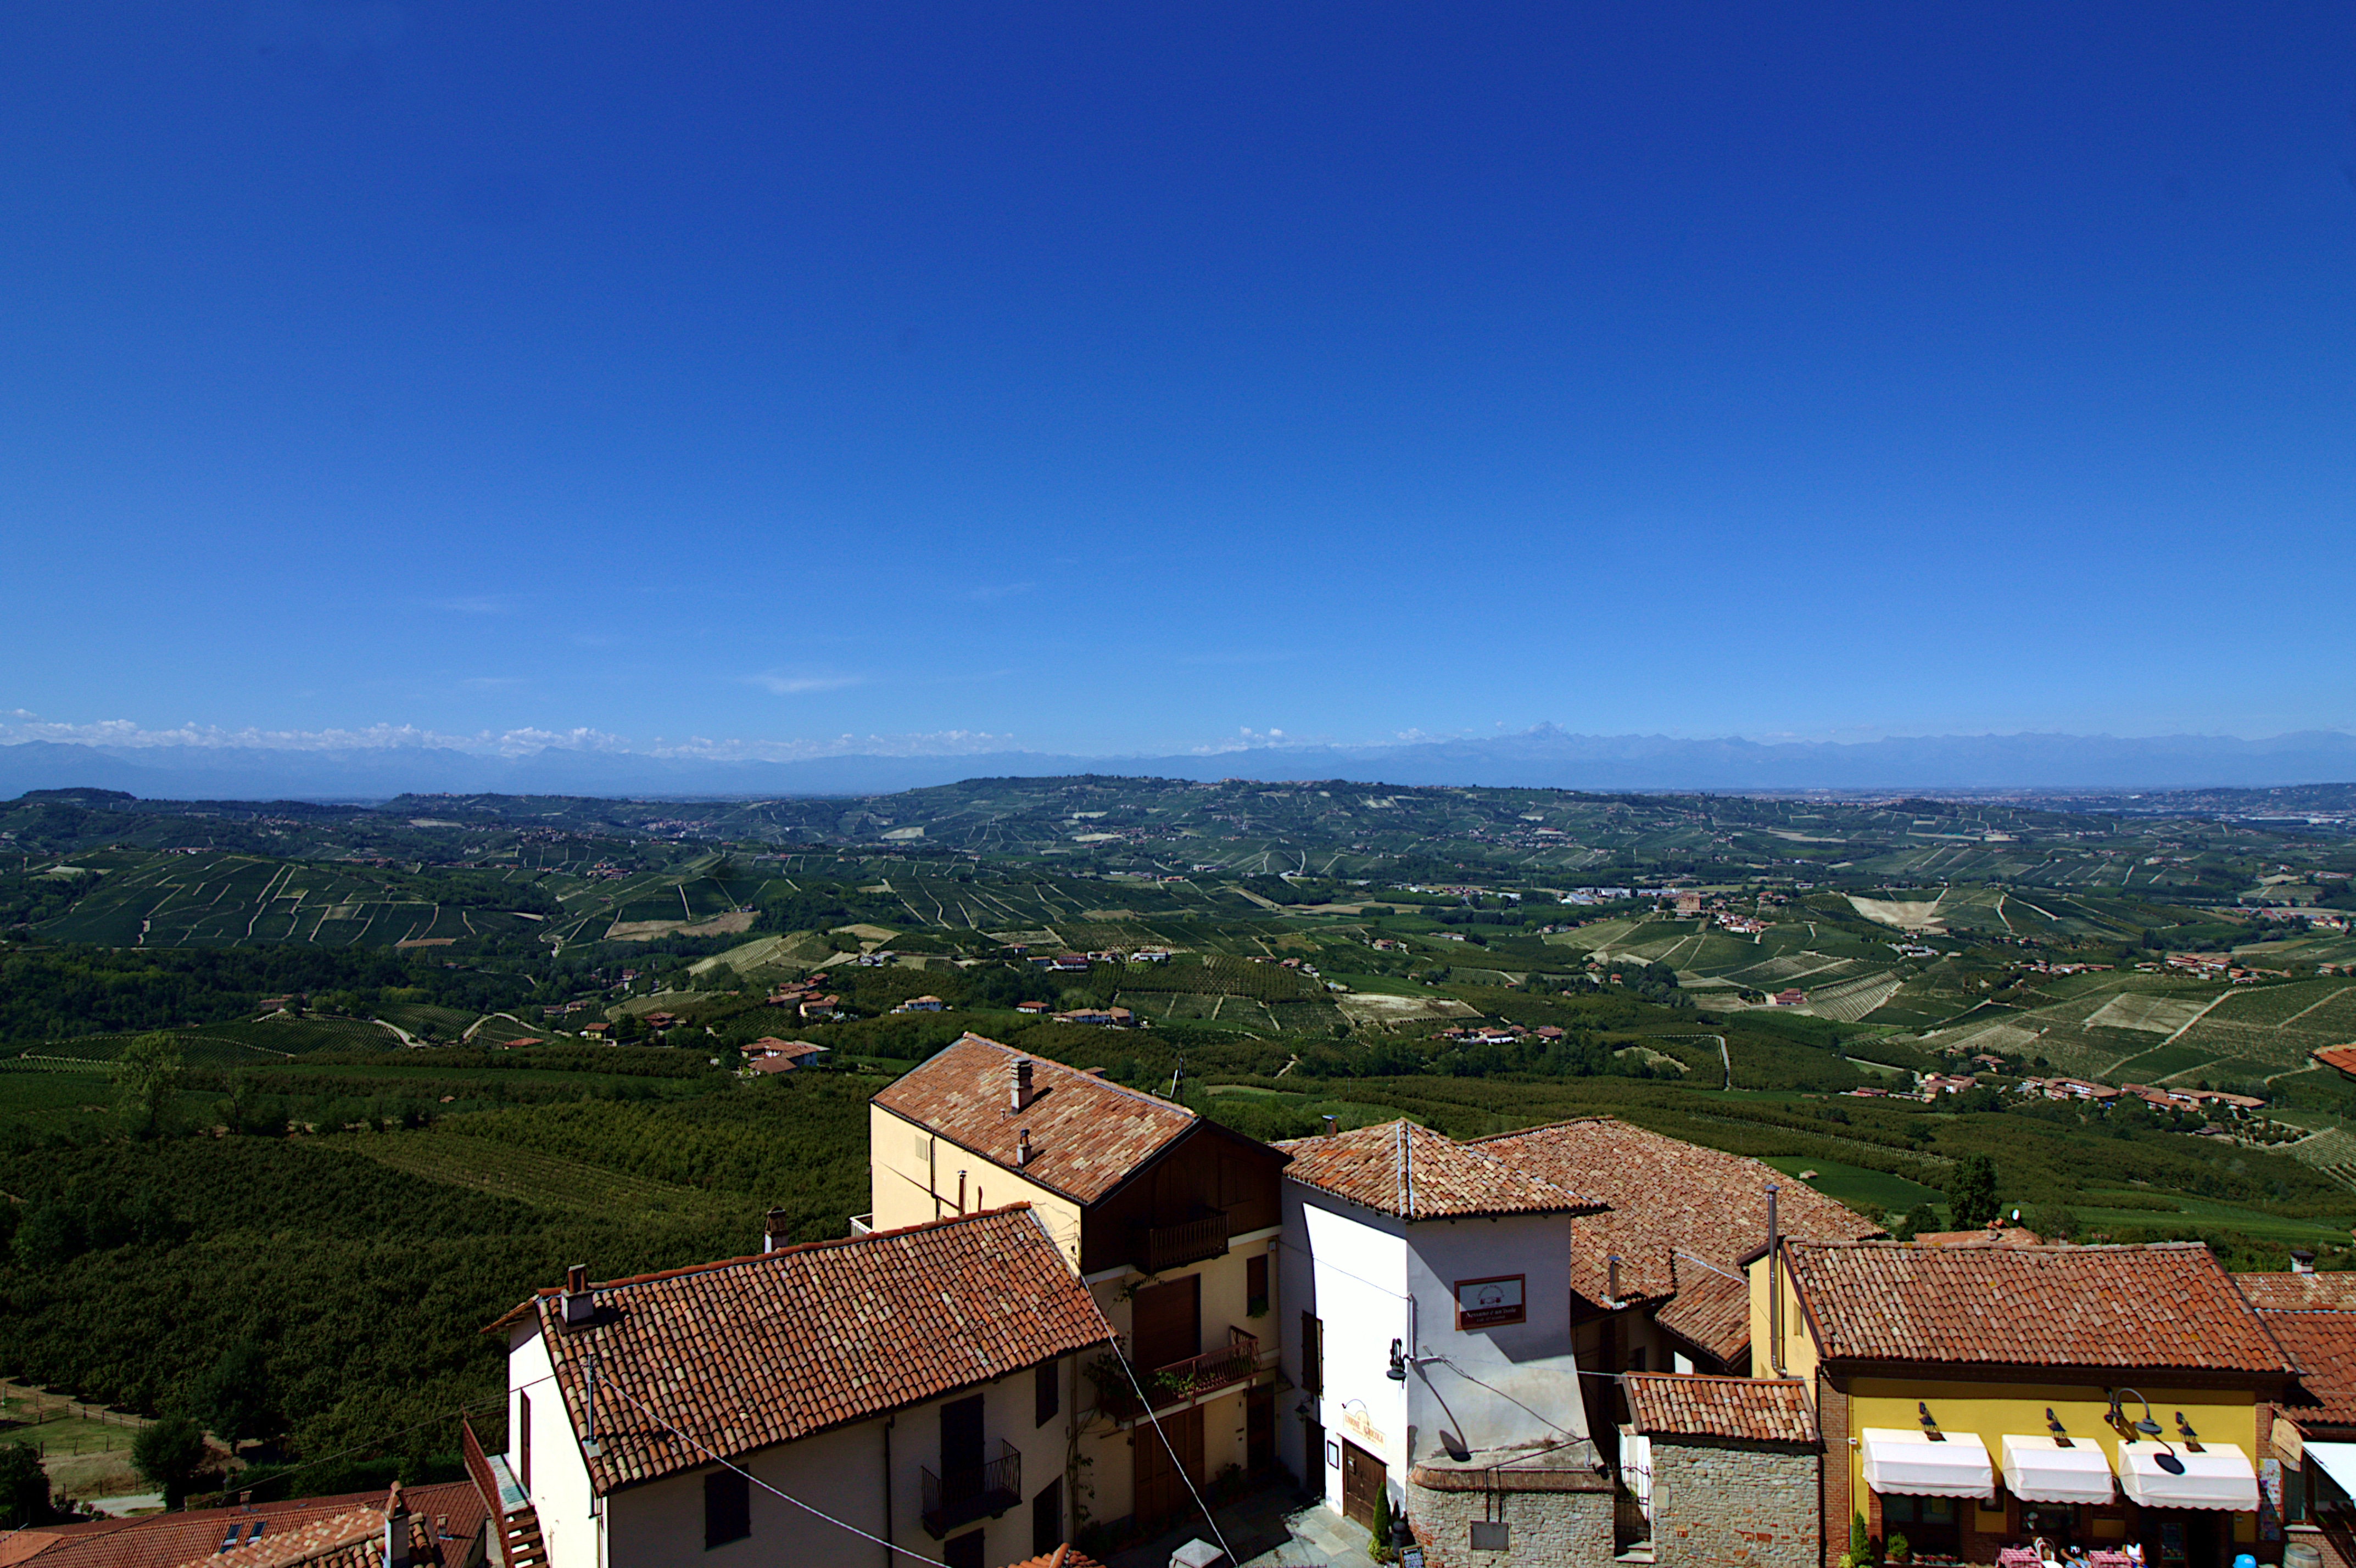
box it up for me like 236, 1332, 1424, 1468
113, 1032, 185, 1140
193, 1337, 276, 1445
1890, 1202, 1939, 1242
131, 1416, 209, 1507
2025, 1203, 2078, 1244
1946, 1153, 2000, 1230
0, 1441, 54, 1528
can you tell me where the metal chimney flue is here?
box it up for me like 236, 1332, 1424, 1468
1010, 1057, 1035, 1112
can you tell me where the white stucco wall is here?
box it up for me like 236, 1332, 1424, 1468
1401, 1211, 1588, 1456
509, 1323, 599, 1568
515, 1323, 1077, 1568
1280, 1182, 1413, 1514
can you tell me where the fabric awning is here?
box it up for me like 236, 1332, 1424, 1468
2000, 1435, 2117, 1504
2301, 1442, 2356, 1504
2116, 1442, 2258, 1511
1861, 1427, 1995, 1499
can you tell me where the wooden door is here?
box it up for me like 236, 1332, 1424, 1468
1246, 1387, 1274, 1473
1131, 1274, 1201, 1371
1132, 1405, 1205, 1526
1341, 1440, 1385, 1528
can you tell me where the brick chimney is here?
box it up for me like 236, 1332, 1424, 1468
1017, 1128, 1032, 1168
562, 1263, 595, 1329
763, 1208, 790, 1252
383, 1484, 411, 1568
1322, 1115, 1339, 1137
1010, 1056, 1035, 1111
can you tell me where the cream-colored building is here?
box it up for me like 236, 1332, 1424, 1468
867, 1035, 1291, 1536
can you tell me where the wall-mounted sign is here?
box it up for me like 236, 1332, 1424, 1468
1455, 1273, 1527, 1329
1325, 1440, 1342, 1469
1342, 1405, 1386, 1447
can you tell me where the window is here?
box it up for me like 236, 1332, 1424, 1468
1035, 1359, 1059, 1427
1302, 1312, 1323, 1396
518, 1391, 532, 1492
1032, 1476, 1064, 1556
1247, 1255, 1269, 1317
704, 1470, 751, 1549
944, 1531, 985, 1568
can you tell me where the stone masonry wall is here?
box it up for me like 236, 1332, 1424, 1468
1407, 1469, 1615, 1568
1652, 1437, 1822, 1568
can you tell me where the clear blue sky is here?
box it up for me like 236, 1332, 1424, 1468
5, 3, 2353, 761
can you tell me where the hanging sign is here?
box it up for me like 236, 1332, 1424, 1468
1455, 1274, 1527, 1329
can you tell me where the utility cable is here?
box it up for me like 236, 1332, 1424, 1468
1100, 1335, 1238, 1566
596, 1379, 948, 1568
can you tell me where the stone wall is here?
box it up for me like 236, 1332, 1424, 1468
1651, 1436, 1821, 1568
1407, 1446, 1615, 1568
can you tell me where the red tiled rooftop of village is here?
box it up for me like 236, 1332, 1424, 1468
1624, 1373, 1818, 1444
1273, 1121, 1600, 1220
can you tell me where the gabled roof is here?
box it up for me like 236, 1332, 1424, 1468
2236, 1272, 2356, 1313
1624, 1374, 1818, 1444
498, 1206, 1110, 1494
872, 1034, 1219, 1203
1783, 1239, 2294, 1374
4, 1484, 489, 1568
1471, 1117, 1879, 1362
2260, 1309, 2356, 1430
1272, 1121, 1601, 1220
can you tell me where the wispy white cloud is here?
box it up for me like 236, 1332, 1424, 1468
431, 595, 511, 615
744, 671, 863, 696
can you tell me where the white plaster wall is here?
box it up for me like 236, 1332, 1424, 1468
1403, 1212, 1589, 1460
510, 1324, 600, 1568
606, 1421, 884, 1568
1280, 1182, 1413, 1514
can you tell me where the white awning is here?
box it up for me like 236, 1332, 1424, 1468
1861, 1427, 1995, 1499
2000, 1435, 2117, 1504
2301, 1441, 2356, 1503
2116, 1442, 2259, 1511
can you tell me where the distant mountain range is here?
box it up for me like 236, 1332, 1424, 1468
5, 726, 2356, 800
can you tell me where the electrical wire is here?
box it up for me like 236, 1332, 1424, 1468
1099, 1335, 1239, 1566
596, 1379, 950, 1568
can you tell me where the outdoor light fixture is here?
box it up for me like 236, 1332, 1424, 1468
1918, 1401, 1945, 1442
1387, 1339, 1408, 1381
2045, 1407, 2074, 1447
2109, 1388, 2185, 1474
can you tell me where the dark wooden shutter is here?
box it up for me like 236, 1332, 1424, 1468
1131, 1274, 1201, 1370
1301, 1311, 1323, 1396
1031, 1476, 1064, 1556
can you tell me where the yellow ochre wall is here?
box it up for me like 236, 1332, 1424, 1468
1748, 1252, 1821, 1385
867, 1104, 1085, 1266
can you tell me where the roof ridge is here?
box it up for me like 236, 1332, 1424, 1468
951, 1032, 1198, 1120
1462, 1115, 1618, 1144
483, 1205, 1040, 1332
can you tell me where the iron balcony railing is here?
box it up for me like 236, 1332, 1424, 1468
1129, 1209, 1229, 1273
1096, 1327, 1260, 1422
919, 1440, 1021, 1538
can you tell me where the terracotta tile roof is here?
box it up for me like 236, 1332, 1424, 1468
871, 1035, 1203, 1203
1784, 1239, 2294, 1374
1471, 1118, 1879, 1362
503, 1206, 1112, 1494
18, 1485, 488, 1568
1624, 1374, 1818, 1444
1272, 1121, 1600, 1220
2236, 1272, 2356, 1313
2260, 1309, 2356, 1429
2310, 1044, 2356, 1076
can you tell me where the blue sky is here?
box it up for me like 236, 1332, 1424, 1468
5, 2, 2354, 761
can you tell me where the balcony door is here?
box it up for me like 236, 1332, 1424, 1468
1132, 1273, 1201, 1371
940, 1393, 984, 1500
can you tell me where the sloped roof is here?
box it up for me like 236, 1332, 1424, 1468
500, 1206, 1111, 1494
2310, 1044, 2356, 1077
1472, 1117, 1879, 1362
872, 1034, 1211, 1203
2236, 1272, 2356, 1313
2261, 1309, 2356, 1430
1783, 1239, 2294, 1374
1272, 1121, 1600, 1220
1624, 1374, 1818, 1444
8, 1485, 487, 1568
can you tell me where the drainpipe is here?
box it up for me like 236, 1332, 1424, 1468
1766, 1183, 1783, 1375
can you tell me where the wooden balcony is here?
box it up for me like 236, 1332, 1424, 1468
1128, 1209, 1229, 1273
1095, 1327, 1261, 1423
920, 1440, 1021, 1538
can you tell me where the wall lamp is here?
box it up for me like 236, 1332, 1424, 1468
2045, 1407, 2074, 1448
2109, 1388, 2184, 1474
1387, 1340, 1408, 1381
1918, 1401, 1945, 1443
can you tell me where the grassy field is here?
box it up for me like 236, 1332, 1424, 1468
1758, 1154, 1946, 1218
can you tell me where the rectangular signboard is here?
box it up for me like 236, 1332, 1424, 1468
1455, 1273, 1526, 1329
